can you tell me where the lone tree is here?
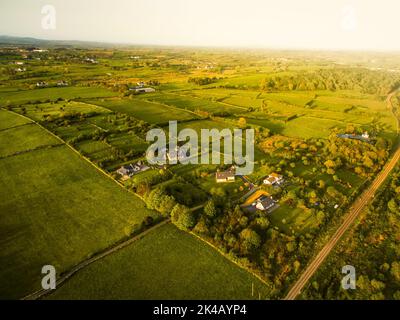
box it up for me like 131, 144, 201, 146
204, 199, 217, 218
238, 117, 247, 129
171, 204, 196, 231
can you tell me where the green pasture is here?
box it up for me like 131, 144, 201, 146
47, 224, 270, 300
86, 97, 197, 124
0, 109, 31, 130
0, 87, 116, 105
0, 115, 158, 299
0, 123, 60, 158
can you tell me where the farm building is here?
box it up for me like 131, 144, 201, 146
36, 81, 48, 88
216, 170, 235, 183
337, 132, 370, 142
263, 173, 284, 186
130, 87, 156, 93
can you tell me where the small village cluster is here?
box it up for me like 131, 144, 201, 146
129, 81, 156, 93
36, 80, 69, 88
215, 167, 284, 212
116, 161, 150, 180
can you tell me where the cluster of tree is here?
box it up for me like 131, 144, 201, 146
323, 132, 389, 177
144, 182, 198, 231
188, 77, 221, 86
143, 174, 207, 208
259, 128, 389, 180
162, 177, 208, 207
256, 68, 399, 95
42, 111, 97, 125
302, 166, 400, 299
192, 199, 316, 297
145, 187, 177, 217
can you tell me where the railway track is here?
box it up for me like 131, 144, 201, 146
284, 91, 400, 300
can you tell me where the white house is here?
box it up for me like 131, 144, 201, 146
116, 161, 150, 179
255, 196, 276, 211
263, 173, 284, 186
36, 81, 48, 88
362, 132, 370, 140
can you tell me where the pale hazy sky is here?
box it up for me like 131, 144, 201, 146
0, 0, 399, 51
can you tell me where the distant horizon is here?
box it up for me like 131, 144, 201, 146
1, 0, 400, 52
2, 34, 400, 55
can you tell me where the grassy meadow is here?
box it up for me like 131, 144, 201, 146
0, 112, 158, 299
1, 44, 399, 300
47, 224, 270, 300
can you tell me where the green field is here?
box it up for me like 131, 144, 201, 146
1, 43, 399, 301
87, 97, 198, 124
0, 123, 61, 158
0, 109, 31, 130
18, 101, 111, 122
47, 224, 270, 300
0, 87, 116, 105
269, 204, 319, 235
142, 92, 246, 114
0, 113, 158, 299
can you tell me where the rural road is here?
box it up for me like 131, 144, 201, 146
284, 92, 400, 300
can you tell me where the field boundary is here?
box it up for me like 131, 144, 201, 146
170, 91, 249, 112
188, 231, 271, 295
0, 122, 35, 133
0, 143, 63, 161
139, 96, 205, 119
22, 219, 171, 300
1, 108, 146, 202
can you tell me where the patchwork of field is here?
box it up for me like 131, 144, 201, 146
0, 123, 61, 158
172, 88, 396, 140
0, 112, 158, 299
8, 101, 150, 170
17, 101, 111, 122
86, 97, 199, 124
0, 87, 116, 105
47, 224, 270, 300
140, 92, 246, 114
1, 45, 399, 301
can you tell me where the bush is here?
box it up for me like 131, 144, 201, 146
171, 204, 197, 231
